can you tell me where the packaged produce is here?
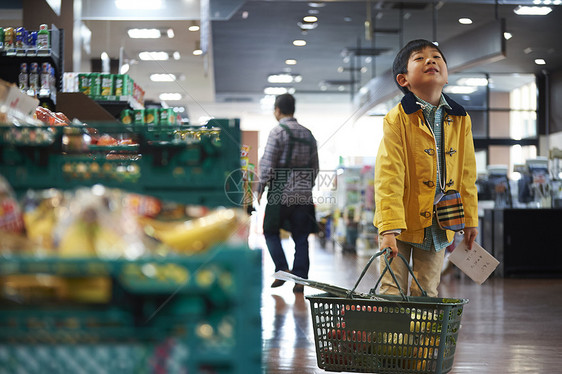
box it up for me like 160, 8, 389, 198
54, 187, 147, 259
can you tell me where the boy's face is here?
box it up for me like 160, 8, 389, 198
397, 46, 448, 94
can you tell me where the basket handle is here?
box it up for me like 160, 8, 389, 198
349, 247, 428, 301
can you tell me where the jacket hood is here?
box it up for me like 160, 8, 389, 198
401, 91, 467, 116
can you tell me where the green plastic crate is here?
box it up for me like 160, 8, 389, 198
0, 119, 243, 207
0, 244, 262, 374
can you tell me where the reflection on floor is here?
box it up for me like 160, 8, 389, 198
261, 237, 562, 373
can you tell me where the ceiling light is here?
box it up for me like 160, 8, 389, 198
458, 18, 472, 24
298, 22, 318, 30
308, 2, 325, 7
128, 28, 161, 39
173, 51, 181, 60
293, 40, 307, 46
167, 28, 175, 38
535, 58, 546, 65
457, 77, 489, 86
285, 59, 297, 65
188, 21, 200, 32
267, 73, 302, 83
139, 51, 169, 61
513, 6, 552, 15
533, 0, 541, 4
115, 0, 162, 10
242, 11, 249, 19
543, 0, 552, 4
193, 49, 203, 56
444, 86, 477, 94
337, 66, 344, 73
554, 0, 561, 5
524, 47, 533, 54
308, 9, 320, 15
150, 74, 177, 82
264, 87, 291, 95
303, 16, 318, 22
159, 93, 182, 101
504, 32, 513, 40
120, 63, 130, 74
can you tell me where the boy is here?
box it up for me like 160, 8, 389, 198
374, 39, 479, 297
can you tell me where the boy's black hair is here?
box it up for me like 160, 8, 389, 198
392, 39, 447, 94
274, 93, 296, 115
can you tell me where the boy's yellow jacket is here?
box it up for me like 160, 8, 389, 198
374, 92, 479, 244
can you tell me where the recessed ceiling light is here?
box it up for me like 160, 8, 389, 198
116, 0, 161, 9
524, 47, 533, 54
150, 74, 176, 82
513, 6, 552, 15
308, 2, 325, 7
285, 59, 297, 65
303, 16, 318, 22
543, 0, 552, 4
553, 0, 561, 5
504, 32, 513, 40
264, 87, 291, 95
167, 28, 175, 38
193, 49, 203, 56
267, 73, 302, 83
298, 22, 318, 30
173, 51, 181, 60
458, 18, 472, 25
337, 66, 344, 73
138, 51, 169, 60
159, 93, 182, 101
293, 40, 307, 46
535, 58, 546, 65
308, 9, 320, 15
128, 28, 161, 39
188, 21, 200, 32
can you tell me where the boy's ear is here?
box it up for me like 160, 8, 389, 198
396, 74, 409, 89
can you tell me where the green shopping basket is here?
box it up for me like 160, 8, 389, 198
306, 248, 468, 374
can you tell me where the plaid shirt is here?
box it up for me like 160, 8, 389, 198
404, 95, 453, 251
258, 117, 319, 205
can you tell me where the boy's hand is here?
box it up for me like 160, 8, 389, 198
463, 227, 478, 250
380, 233, 398, 258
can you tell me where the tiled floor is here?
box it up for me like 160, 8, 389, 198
260, 237, 562, 373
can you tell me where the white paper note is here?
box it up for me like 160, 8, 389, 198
449, 240, 499, 285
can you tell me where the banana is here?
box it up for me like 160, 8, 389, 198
154, 209, 240, 254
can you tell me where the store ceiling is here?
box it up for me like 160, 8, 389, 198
4, 0, 562, 119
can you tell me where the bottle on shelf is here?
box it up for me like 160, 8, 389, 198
4, 27, 14, 51
18, 62, 28, 92
0, 27, 4, 50
28, 62, 39, 96
40, 62, 51, 97
37, 24, 50, 50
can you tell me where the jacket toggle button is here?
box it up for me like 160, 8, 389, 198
446, 148, 457, 157
424, 148, 435, 156
446, 179, 454, 187
423, 180, 435, 187
420, 211, 431, 218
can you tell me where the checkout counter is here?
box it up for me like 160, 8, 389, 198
479, 157, 562, 278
